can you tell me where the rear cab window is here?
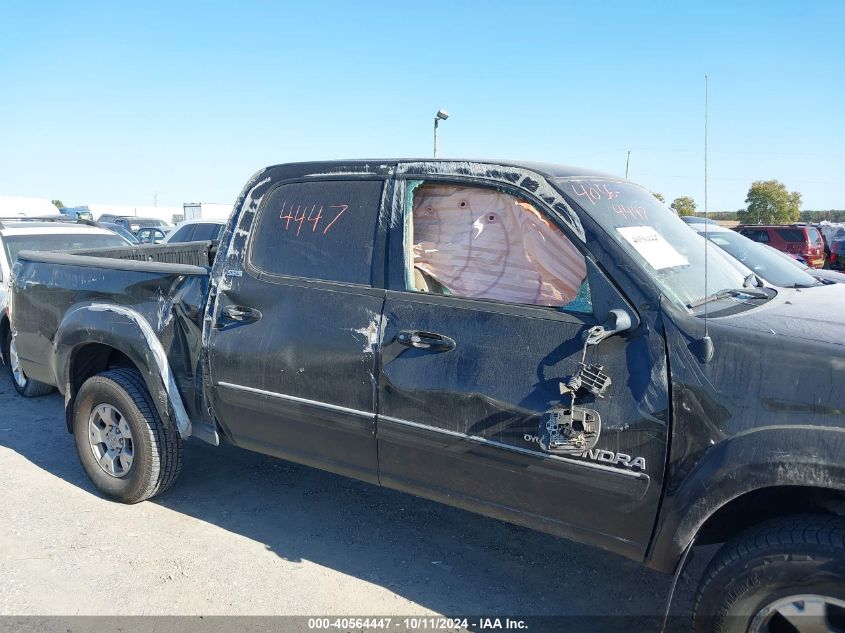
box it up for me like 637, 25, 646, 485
248, 179, 384, 285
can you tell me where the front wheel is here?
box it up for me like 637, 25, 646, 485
693, 515, 845, 633
4, 329, 53, 397
73, 368, 182, 503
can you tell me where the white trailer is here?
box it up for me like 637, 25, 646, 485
182, 203, 233, 221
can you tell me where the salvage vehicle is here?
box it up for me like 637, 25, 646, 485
0, 217, 131, 395
683, 220, 831, 287
7, 161, 845, 631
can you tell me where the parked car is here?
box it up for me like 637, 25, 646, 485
96, 215, 172, 234
135, 226, 169, 244
162, 218, 225, 243
817, 222, 845, 263
59, 206, 94, 221
8, 160, 845, 631
679, 215, 718, 225
684, 220, 820, 287
827, 230, 845, 271
0, 217, 131, 395
735, 223, 826, 268
95, 222, 141, 244
764, 243, 845, 284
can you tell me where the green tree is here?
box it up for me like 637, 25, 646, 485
671, 196, 697, 216
652, 192, 665, 203
51, 199, 64, 209
737, 180, 801, 224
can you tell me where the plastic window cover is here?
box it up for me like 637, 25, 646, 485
408, 183, 590, 309
403, 179, 425, 291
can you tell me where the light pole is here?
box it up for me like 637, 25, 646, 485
433, 109, 449, 158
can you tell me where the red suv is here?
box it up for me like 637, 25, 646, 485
736, 224, 826, 268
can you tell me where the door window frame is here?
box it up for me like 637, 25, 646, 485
385, 175, 602, 326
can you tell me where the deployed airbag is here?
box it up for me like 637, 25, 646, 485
411, 184, 587, 307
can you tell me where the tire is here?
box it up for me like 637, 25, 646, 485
73, 368, 182, 504
693, 515, 845, 633
4, 329, 53, 397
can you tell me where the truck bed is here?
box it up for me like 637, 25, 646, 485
10, 241, 213, 426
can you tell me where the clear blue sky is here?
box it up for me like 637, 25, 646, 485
1, 0, 843, 211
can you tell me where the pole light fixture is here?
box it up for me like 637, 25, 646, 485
433, 109, 449, 158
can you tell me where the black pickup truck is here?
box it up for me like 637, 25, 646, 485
7, 160, 845, 631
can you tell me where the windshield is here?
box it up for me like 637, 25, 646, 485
703, 230, 818, 288
556, 177, 754, 309
4, 233, 129, 263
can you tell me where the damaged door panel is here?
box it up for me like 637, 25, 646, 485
206, 176, 390, 483
377, 174, 669, 558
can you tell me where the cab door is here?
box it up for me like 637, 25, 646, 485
208, 176, 389, 484
376, 176, 669, 558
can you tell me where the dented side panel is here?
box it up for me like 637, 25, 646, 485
646, 303, 845, 572
203, 170, 392, 484
10, 257, 210, 438
377, 165, 670, 559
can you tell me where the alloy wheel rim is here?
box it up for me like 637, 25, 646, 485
88, 403, 135, 478
8, 337, 27, 389
750, 594, 845, 633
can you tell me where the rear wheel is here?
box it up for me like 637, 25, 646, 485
4, 329, 53, 397
73, 368, 182, 503
693, 515, 845, 633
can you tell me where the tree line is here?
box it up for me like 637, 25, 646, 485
651, 180, 829, 224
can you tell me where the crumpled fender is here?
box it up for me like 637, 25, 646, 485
53, 303, 192, 438
647, 425, 845, 572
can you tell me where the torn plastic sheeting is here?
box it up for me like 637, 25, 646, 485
411, 184, 587, 307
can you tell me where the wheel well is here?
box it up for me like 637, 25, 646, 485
65, 343, 137, 432
695, 485, 845, 546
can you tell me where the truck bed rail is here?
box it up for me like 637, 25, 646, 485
68, 240, 217, 268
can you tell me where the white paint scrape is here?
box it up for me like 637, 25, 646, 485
352, 313, 386, 355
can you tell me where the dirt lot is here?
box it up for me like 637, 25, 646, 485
0, 367, 707, 626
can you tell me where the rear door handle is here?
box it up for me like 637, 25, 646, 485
219, 305, 262, 324
396, 330, 456, 352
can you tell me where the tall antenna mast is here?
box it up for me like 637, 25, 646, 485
701, 74, 714, 361
625, 148, 631, 179
704, 75, 709, 219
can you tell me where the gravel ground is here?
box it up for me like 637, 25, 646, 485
0, 366, 710, 628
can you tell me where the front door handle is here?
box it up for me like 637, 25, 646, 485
396, 330, 456, 352
219, 305, 262, 324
